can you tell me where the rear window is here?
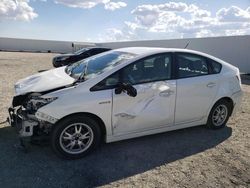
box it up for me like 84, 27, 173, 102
209, 59, 222, 74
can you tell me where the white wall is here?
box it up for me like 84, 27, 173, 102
0, 37, 95, 53
0, 35, 249, 73
98, 35, 250, 73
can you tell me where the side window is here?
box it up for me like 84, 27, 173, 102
121, 54, 172, 85
90, 53, 172, 91
209, 59, 222, 74
177, 53, 208, 78
91, 72, 119, 91
90, 49, 107, 56
79, 51, 90, 58
88, 49, 97, 56
98, 48, 109, 53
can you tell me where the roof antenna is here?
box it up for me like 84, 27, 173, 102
184, 42, 190, 49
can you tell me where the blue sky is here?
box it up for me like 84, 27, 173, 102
0, 0, 250, 42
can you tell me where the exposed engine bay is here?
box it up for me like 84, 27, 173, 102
8, 90, 60, 139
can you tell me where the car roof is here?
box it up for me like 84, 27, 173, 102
115, 47, 220, 61
113, 47, 167, 55
87, 47, 111, 50
112, 47, 237, 70
113, 47, 204, 56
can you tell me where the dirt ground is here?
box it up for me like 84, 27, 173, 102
0, 52, 249, 188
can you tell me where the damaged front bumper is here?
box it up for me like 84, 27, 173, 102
8, 107, 38, 137
8, 94, 59, 138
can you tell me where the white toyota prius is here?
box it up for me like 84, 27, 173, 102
8, 47, 243, 159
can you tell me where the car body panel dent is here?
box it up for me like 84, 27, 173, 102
112, 80, 176, 135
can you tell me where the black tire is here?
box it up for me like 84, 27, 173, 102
206, 99, 232, 129
51, 115, 101, 159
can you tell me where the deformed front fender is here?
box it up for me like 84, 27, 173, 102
36, 88, 113, 138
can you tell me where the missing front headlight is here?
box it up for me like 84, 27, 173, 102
26, 96, 58, 111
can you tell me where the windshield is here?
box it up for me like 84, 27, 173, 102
65, 51, 136, 80
74, 48, 89, 55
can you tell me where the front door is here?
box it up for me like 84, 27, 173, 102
112, 53, 176, 135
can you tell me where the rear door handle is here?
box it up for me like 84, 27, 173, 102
207, 82, 216, 88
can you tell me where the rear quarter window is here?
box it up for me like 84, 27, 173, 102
209, 59, 222, 74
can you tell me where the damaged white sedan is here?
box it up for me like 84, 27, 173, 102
8, 47, 242, 159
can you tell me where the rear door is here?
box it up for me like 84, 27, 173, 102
174, 53, 219, 124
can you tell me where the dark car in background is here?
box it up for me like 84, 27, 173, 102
52, 47, 111, 67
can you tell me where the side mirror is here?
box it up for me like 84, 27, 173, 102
115, 83, 137, 97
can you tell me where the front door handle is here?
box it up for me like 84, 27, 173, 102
159, 90, 174, 97
207, 82, 216, 88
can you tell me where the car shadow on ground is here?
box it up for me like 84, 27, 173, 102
38, 69, 48, 73
0, 125, 232, 188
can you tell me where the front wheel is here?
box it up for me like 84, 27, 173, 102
206, 100, 232, 129
51, 115, 101, 159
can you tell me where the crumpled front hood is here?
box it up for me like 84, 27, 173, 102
15, 67, 75, 96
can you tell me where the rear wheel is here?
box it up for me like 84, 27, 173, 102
51, 115, 101, 159
206, 100, 232, 129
